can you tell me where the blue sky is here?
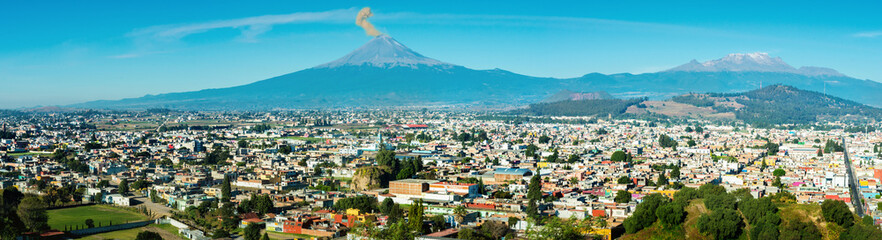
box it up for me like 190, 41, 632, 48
1, 1, 880, 108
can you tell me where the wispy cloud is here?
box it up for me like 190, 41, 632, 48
128, 8, 356, 41
853, 31, 882, 38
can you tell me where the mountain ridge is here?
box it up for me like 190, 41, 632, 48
69, 37, 882, 110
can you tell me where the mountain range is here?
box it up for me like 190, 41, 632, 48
71, 35, 882, 110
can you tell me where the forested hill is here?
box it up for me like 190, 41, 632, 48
515, 85, 882, 126
674, 85, 882, 126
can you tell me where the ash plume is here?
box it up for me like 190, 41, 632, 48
356, 7, 382, 37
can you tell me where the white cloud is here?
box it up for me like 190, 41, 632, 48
853, 31, 882, 38
129, 8, 356, 41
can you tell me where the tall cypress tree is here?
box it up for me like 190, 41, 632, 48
527, 175, 542, 201
221, 175, 231, 203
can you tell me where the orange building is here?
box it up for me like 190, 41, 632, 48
389, 179, 437, 195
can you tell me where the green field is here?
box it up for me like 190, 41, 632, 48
48, 205, 148, 231
76, 224, 182, 240
5, 152, 53, 157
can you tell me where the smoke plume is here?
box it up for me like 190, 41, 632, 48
356, 7, 382, 37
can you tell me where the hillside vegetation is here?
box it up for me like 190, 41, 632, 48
620, 183, 881, 240
525, 85, 882, 127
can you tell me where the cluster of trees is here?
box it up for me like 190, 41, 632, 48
375, 148, 425, 181
610, 150, 633, 162
237, 222, 270, 240
334, 195, 378, 213
1, 187, 49, 238
844, 125, 876, 133
458, 220, 515, 240
353, 199, 441, 240
671, 94, 716, 107
52, 149, 89, 173
515, 98, 646, 117
623, 193, 681, 233
821, 199, 882, 239
203, 146, 231, 165
621, 183, 870, 240
0, 127, 15, 139
825, 139, 844, 153
455, 130, 490, 143
250, 123, 272, 133
174, 199, 237, 232
658, 134, 678, 148
238, 194, 274, 215
684, 125, 704, 133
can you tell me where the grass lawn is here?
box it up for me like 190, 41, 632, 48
6, 151, 53, 157
48, 205, 148, 231
76, 224, 182, 240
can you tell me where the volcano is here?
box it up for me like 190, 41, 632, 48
73, 36, 567, 110
71, 38, 882, 110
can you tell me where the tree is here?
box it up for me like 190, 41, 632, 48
673, 187, 699, 204
696, 208, 743, 240
388, 203, 403, 223
656, 174, 668, 186
617, 176, 631, 184
17, 196, 48, 232
334, 195, 377, 213
614, 190, 631, 203
544, 149, 559, 162
244, 223, 261, 240
409, 199, 426, 234
610, 150, 628, 162
525, 217, 591, 240
838, 222, 882, 240
704, 193, 737, 211
237, 139, 248, 148
119, 179, 129, 196
780, 218, 822, 240
85, 218, 95, 228
221, 175, 231, 203
670, 166, 680, 179
821, 199, 854, 228
135, 231, 162, 240
658, 134, 678, 148
567, 154, 580, 163
698, 183, 726, 198
252, 194, 274, 215
261, 233, 270, 240
212, 228, 230, 238
655, 202, 685, 228
526, 199, 540, 221
766, 142, 780, 155
380, 198, 395, 216
773, 168, 786, 177
538, 135, 551, 144
97, 180, 109, 188
453, 205, 468, 226
527, 175, 542, 202
687, 139, 696, 147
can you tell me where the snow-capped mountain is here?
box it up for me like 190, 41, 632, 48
314, 35, 453, 69
667, 52, 844, 77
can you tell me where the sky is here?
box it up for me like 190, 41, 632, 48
1, 1, 881, 108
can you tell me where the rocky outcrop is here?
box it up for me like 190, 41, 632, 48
351, 166, 391, 191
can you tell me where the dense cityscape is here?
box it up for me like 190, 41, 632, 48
4, 2, 882, 240
1, 110, 880, 239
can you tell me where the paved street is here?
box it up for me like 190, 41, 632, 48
842, 138, 865, 217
